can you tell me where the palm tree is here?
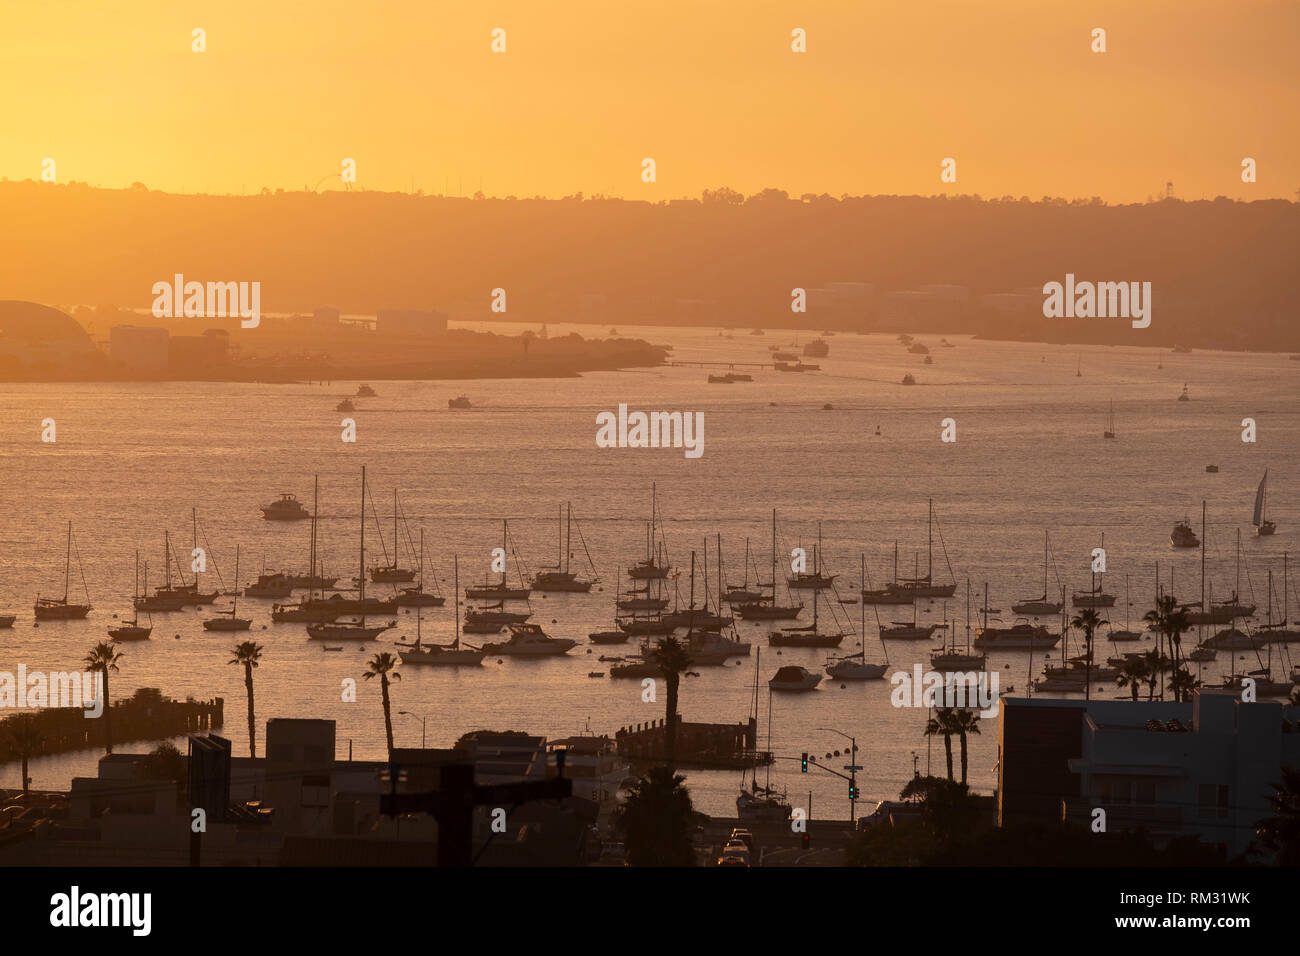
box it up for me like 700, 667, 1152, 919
1254, 766, 1300, 865
949, 709, 981, 785
228, 641, 263, 757
2, 714, 44, 794
612, 765, 696, 866
363, 652, 401, 760
1143, 596, 1190, 698
1116, 656, 1149, 701
1141, 648, 1163, 700
924, 708, 958, 782
650, 636, 692, 772
1070, 607, 1102, 700
83, 641, 123, 753
1168, 665, 1200, 704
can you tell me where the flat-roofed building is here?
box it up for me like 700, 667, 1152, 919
110, 324, 169, 372
377, 308, 448, 337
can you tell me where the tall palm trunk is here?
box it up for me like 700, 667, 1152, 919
244, 662, 257, 758
101, 669, 113, 754
381, 675, 395, 759
20, 754, 30, 795
958, 730, 968, 785
665, 673, 680, 773
943, 732, 954, 782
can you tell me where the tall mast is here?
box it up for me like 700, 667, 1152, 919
717, 533, 723, 609
928, 498, 934, 582
453, 554, 461, 648
1200, 501, 1206, 614
501, 519, 508, 586
771, 509, 777, 600
64, 520, 72, 602
1235, 526, 1241, 600
192, 508, 199, 586
393, 488, 398, 571
359, 465, 366, 601
233, 546, 240, 616
164, 530, 171, 592
310, 475, 318, 600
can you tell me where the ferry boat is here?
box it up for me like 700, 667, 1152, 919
261, 493, 311, 521
588, 629, 630, 644
0, 615, 15, 628
901, 374, 916, 386
802, 339, 829, 358
336, 398, 355, 413
481, 623, 576, 656
355, 383, 376, 397
1171, 518, 1200, 548
448, 395, 472, 409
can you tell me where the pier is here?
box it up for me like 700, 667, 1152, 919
667, 360, 775, 369
615, 716, 769, 769
0, 689, 223, 764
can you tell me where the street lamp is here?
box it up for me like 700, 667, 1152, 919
818, 726, 860, 823
397, 711, 429, 748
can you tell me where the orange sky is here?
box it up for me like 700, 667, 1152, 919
2, 0, 1297, 203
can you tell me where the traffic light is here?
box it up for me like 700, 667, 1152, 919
801, 752, 808, 773
848, 782, 859, 800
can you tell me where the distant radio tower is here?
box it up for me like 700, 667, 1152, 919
1165, 181, 1175, 200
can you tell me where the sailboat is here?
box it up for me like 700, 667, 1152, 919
735, 510, 804, 620
769, 545, 845, 647
464, 519, 532, 600
1103, 400, 1116, 439
1071, 533, 1116, 607
134, 553, 185, 612
786, 524, 837, 590
627, 483, 672, 579
530, 503, 598, 591
662, 547, 733, 631
109, 551, 152, 640
203, 546, 253, 631
738, 653, 793, 820
722, 537, 765, 604
370, 489, 417, 583
1253, 469, 1277, 536
274, 476, 345, 622
861, 543, 915, 604
880, 556, 942, 640
1107, 573, 1143, 641
1012, 531, 1064, 615
305, 466, 396, 640
1261, 554, 1300, 644
931, 580, 987, 670
398, 556, 485, 665
394, 528, 447, 606
886, 499, 957, 598
827, 556, 890, 678
34, 522, 92, 619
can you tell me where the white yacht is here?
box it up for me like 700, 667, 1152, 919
482, 623, 576, 656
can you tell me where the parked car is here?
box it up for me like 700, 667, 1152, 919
717, 845, 751, 867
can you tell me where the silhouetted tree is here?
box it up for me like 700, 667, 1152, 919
229, 641, 263, 757
363, 652, 401, 760
613, 766, 695, 866
2, 715, 44, 794
650, 636, 692, 772
83, 642, 123, 753
1255, 766, 1300, 865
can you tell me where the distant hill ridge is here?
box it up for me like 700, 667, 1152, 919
1, 181, 1295, 351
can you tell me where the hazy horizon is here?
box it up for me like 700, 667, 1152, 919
4, 0, 1298, 203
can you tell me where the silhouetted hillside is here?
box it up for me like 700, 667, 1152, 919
2, 182, 1296, 351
